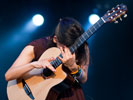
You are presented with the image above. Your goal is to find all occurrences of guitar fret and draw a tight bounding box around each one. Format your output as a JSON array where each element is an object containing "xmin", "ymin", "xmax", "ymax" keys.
[
  {"xmin": 97, "ymin": 20, "xmax": 102, "ymax": 27},
  {"xmin": 79, "ymin": 37, "xmax": 83, "ymax": 44},
  {"xmin": 93, "ymin": 25, "xmax": 97, "ymax": 30},
  {"xmin": 51, "ymin": 61, "xmax": 56, "ymax": 68},
  {"xmin": 88, "ymin": 29, "xmax": 93, "ymax": 34},
  {"xmin": 97, "ymin": 21, "xmax": 100, "ymax": 26},
  {"xmin": 86, "ymin": 33, "xmax": 90, "ymax": 37},
  {"xmin": 79, "ymin": 38, "xmax": 82, "ymax": 43},
  {"xmin": 57, "ymin": 58, "xmax": 61, "ymax": 64},
  {"xmin": 101, "ymin": 17, "xmax": 106, "ymax": 23},
  {"xmin": 92, "ymin": 27, "xmax": 96, "ymax": 32},
  {"xmin": 51, "ymin": 61, "xmax": 55, "ymax": 66},
  {"xmin": 85, "ymin": 32, "xmax": 89, "ymax": 37},
  {"xmin": 99, "ymin": 19, "xmax": 104, "ymax": 25},
  {"xmin": 50, "ymin": 61, "xmax": 53, "ymax": 65},
  {"xmin": 55, "ymin": 59, "xmax": 59, "ymax": 66},
  {"xmin": 77, "ymin": 43, "xmax": 80, "ymax": 47},
  {"xmin": 54, "ymin": 60, "xmax": 58, "ymax": 67},
  {"xmin": 95, "ymin": 23, "xmax": 99, "ymax": 29},
  {"xmin": 70, "ymin": 45, "xmax": 75, "ymax": 53},
  {"xmin": 82, "ymin": 34, "xmax": 86, "ymax": 40},
  {"xmin": 73, "ymin": 45, "xmax": 76, "ymax": 50},
  {"xmin": 52, "ymin": 61, "xmax": 56, "ymax": 67},
  {"xmin": 52, "ymin": 59, "xmax": 61, "ymax": 69}
]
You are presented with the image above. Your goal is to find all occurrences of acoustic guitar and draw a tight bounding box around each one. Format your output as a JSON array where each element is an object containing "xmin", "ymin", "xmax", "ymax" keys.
[{"xmin": 7, "ymin": 4, "xmax": 127, "ymax": 100}]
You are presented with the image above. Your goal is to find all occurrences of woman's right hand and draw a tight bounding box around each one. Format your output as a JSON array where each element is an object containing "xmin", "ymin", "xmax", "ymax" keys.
[{"xmin": 31, "ymin": 57, "xmax": 56, "ymax": 72}]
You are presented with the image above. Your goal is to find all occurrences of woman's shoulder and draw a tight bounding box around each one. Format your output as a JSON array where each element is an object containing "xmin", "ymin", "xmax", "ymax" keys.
[
  {"xmin": 27, "ymin": 36, "xmax": 53, "ymax": 60},
  {"xmin": 28, "ymin": 36, "xmax": 52, "ymax": 47}
]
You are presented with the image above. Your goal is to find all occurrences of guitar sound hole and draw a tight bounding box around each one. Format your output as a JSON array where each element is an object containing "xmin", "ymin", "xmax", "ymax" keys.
[{"xmin": 43, "ymin": 68, "xmax": 54, "ymax": 77}]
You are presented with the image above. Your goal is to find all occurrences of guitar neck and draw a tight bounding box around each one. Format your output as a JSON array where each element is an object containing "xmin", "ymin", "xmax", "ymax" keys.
[
  {"xmin": 44, "ymin": 3, "xmax": 128, "ymax": 74},
  {"xmin": 50, "ymin": 18, "xmax": 104, "ymax": 69},
  {"xmin": 70, "ymin": 18, "xmax": 104, "ymax": 53}
]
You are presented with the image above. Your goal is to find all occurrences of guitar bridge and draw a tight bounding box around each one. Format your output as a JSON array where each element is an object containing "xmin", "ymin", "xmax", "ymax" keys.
[{"xmin": 22, "ymin": 79, "xmax": 35, "ymax": 100}]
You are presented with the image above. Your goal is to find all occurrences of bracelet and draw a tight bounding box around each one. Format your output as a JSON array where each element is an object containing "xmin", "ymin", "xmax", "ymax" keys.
[
  {"xmin": 71, "ymin": 65, "xmax": 83, "ymax": 83},
  {"xmin": 76, "ymin": 69, "xmax": 83, "ymax": 79},
  {"xmin": 71, "ymin": 65, "xmax": 81, "ymax": 75}
]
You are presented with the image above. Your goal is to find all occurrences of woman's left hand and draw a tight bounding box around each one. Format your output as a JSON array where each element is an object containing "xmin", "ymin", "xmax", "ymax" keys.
[{"xmin": 58, "ymin": 46, "xmax": 78, "ymax": 71}]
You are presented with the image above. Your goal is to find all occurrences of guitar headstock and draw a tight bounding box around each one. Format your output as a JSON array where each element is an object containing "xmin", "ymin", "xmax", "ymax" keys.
[{"xmin": 102, "ymin": 4, "xmax": 128, "ymax": 23}]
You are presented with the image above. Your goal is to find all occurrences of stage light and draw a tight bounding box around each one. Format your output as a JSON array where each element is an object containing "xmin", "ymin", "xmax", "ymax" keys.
[
  {"xmin": 32, "ymin": 14, "xmax": 44, "ymax": 26},
  {"xmin": 88, "ymin": 14, "xmax": 100, "ymax": 25}
]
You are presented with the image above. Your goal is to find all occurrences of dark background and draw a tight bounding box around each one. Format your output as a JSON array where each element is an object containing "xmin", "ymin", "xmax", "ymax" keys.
[{"xmin": 0, "ymin": 0, "xmax": 132, "ymax": 100}]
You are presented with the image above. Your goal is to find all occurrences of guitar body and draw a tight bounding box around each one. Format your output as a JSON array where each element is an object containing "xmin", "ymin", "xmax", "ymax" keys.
[{"xmin": 7, "ymin": 47, "xmax": 67, "ymax": 100}]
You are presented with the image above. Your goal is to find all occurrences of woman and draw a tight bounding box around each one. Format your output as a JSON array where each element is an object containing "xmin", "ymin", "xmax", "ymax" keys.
[{"xmin": 5, "ymin": 17, "xmax": 89, "ymax": 100}]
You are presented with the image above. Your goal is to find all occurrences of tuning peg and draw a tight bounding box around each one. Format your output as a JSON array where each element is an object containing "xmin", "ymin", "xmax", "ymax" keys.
[
  {"xmin": 108, "ymin": 13, "xmax": 111, "ymax": 15},
  {"xmin": 114, "ymin": 20, "xmax": 118, "ymax": 24},
  {"xmin": 124, "ymin": 14, "xmax": 127, "ymax": 18},
  {"xmin": 120, "ymin": 17, "xmax": 122, "ymax": 21},
  {"xmin": 117, "ymin": 7, "xmax": 120, "ymax": 9},
  {"xmin": 107, "ymin": 10, "xmax": 109, "ymax": 12},
  {"xmin": 117, "ymin": 5, "xmax": 120, "ymax": 9},
  {"xmin": 112, "ymin": 7, "xmax": 114, "ymax": 9}
]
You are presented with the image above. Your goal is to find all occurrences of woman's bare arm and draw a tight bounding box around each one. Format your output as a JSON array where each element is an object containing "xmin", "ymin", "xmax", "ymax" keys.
[
  {"xmin": 5, "ymin": 45, "xmax": 35, "ymax": 81},
  {"xmin": 77, "ymin": 44, "xmax": 90, "ymax": 83},
  {"xmin": 5, "ymin": 45, "xmax": 56, "ymax": 81}
]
